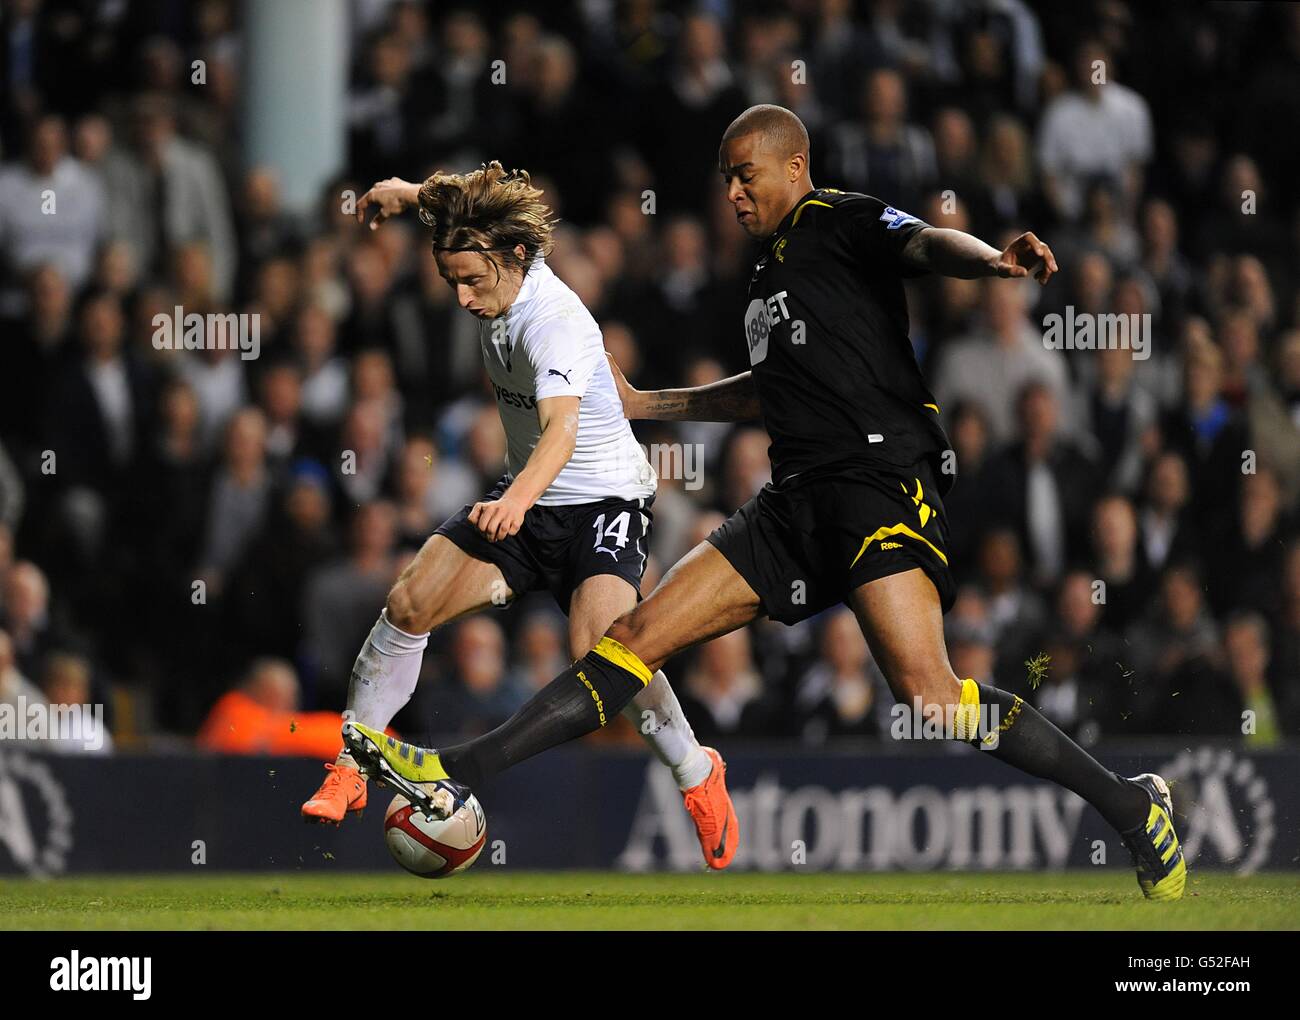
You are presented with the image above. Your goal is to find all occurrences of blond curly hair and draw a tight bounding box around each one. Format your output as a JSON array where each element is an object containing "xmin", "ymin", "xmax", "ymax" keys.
[{"xmin": 417, "ymin": 161, "xmax": 556, "ymax": 278}]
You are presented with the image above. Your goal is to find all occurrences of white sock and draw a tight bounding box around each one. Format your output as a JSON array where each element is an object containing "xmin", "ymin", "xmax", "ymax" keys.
[
  {"xmin": 336, "ymin": 609, "xmax": 429, "ymax": 767},
  {"xmin": 623, "ymin": 670, "xmax": 713, "ymax": 790}
]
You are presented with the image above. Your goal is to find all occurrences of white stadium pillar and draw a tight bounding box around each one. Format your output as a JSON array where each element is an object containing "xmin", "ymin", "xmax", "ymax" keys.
[{"xmin": 242, "ymin": 0, "xmax": 348, "ymax": 215}]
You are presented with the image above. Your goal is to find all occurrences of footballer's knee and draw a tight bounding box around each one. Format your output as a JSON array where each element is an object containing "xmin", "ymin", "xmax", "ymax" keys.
[
  {"xmin": 384, "ymin": 577, "xmax": 439, "ymax": 635},
  {"xmin": 605, "ymin": 609, "xmax": 662, "ymax": 673},
  {"xmin": 568, "ymin": 609, "xmax": 613, "ymax": 661}
]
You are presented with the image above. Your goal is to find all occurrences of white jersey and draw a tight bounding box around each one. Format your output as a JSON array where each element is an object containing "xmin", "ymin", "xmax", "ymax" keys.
[{"xmin": 478, "ymin": 257, "xmax": 656, "ymax": 506}]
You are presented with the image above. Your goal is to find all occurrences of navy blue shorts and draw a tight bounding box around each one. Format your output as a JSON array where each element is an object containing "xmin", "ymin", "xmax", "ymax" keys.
[{"xmin": 436, "ymin": 475, "xmax": 654, "ymax": 613}]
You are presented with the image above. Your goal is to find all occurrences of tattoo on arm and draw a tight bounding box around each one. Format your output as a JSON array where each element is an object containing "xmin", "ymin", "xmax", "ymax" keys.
[{"xmin": 642, "ymin": 372, "xmax": 759, "ymax": 422}]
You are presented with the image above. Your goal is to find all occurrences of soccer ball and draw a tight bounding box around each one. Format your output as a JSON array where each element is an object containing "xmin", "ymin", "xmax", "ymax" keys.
[{"xmin": 383, "ymin": 786, "xmax": 487, "ymax": 879}]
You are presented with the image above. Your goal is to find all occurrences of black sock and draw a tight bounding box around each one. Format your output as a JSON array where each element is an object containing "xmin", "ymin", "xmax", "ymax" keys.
[
  {"xmin": 973, "ymin": 683, "xmax": 1148, "ymax": 833},
  {"xmin": 438, "ymin": 639, "xmax": 650, "ymax": 788}
]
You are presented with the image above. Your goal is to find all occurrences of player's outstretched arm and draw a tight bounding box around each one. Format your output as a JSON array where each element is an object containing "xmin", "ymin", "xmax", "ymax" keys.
[
  {"xmin": 355, "ymin": 176, "xmax": 422, "ymax": 230},
  {"xmin": 606, "ymin": 353, "xmax": 759, "ymax": 422},
  {"xmin": 902, "ymin": 227, "xmax": 1058, "ymax": 284}
]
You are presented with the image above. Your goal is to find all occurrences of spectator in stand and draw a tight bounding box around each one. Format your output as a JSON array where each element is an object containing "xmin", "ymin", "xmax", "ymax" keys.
[
  {"xmin": 1136, "ymin": 451, "xmax": 1199, "ymax": 575},
  {"xmin": 1090, "ymin": 493, "xmax": 1155, "ymax": 636},
  {"xmin": 793, "ymin": 607, "xmax": 888, "ymax": 744},
  {"xmin": 1243, "ymin": 329, "xmax": 1300, "ymax": 507},
  {"xmin": 1078, "ymin": 344, "xmax": 1159, "ymax": 496},
  {"xmin": 974, "ymin": 114, "xmax": 1042, "ymax": 241},
  {"xmin": 45, "ymin": 288, "xmax": 153, "ymax": 508},
  {"xmin": 1158, "ymin": 340, "xmax": 1247, "ymax": 529},
  {"xmin": 1218, "ymin": 309, "xmax": 1265, "ymax": 410},
  {"xmin": 258, "ymin": 360, "xmax": 315, "ymax": 475},
  {"xmin": 1139, "ymin": 197, "xmax": 1193, "ymax": 329},
  {"xmin": 720, "ymin": 427, "xmax": 773, "ymax": 516},
  {"xmin": 177, "ymin": 336, "xmax": 249, "ymax": 453},
  {"xmin": 198, "ymin": 657, "xmax": 347, "ymax": 758},
  {"xmin": 300, "ymin": 500, "xmax": 399, "ymax": 706},
  {"xmin": 0, "ymin": 264, "xmax": 74, "ymax": 461},
  {"xmin": 1195, "ymin": 154, "xmax": 1291, "ymax": 270},
  {"xmin": 942, "ymin": 401, "xmax": 998, "ymax": 575},
  {"xmin": 421, "ymin": 617, "xmax": 524, "ymax": 741},
  {"xmin": 101, "ymin": 93, "xmax": 236, "ymax": 300},
  {"xmin": 234, "ymin": 166, "xmax": 298, "ymax": 294},
  {"xmin": 196, "ymin": 407, "xmax": 271, "ymax": 598},
  {"xmin": 1035, "ymin": 570, "xmax": 1134, "ymax": 737},
  {"xmin": 1, "ymin": 561, "xmax": 58, "ymax": 681},
  {"xmin": 505, "ymin": 610, "xmax": 569, "ymax": 696},
  {"xmin": 824, "ymin": 67, "xmax": 936, "ymax": 214},
  {"xmin": 1037, "ymin": 37, "xmax": 1152, "ymax": 223},
  {"xmin": 1207, "ymin": 468, "xmax": 1289, "ymax": 618},
  {"xmin": 986, "ymin": 381, "xmax": 1101, "ymax": 587},
  {"xmin": 225, "ymin": 459, "xmax": 339, "ymax": 663},
  {"xmin": 1127, "ymin": 563, "xmax": 1224, "ymax": 732},
  {"xmin": 294, "ymin": 303, "xmax": 350, "ymax": 430},
  {"xmin": 0, "ymin": 628, "xmax": 42, "ymax": 710},
  {"xmin": 678, "ymin": 629, "xmax": 770, "ymax": 742},
  {"xmin": 0, "ymin": 114, "xmax": 104, "ymax": 297},
  {"xmin": 1223, "ymin": 612, "xmax": 1282, "ymax": 746},
  {"xmin": 933, "ymin": 277, "xmax": 1069, "ymax": 445},
  {"xmin": 334, "ymin": 400, "xmax": 393, "ymax": 506},
  {"xmin": 971, "ymin": 528, "xmax": 1048, "ymax": 678},
  {"xmin": 39, "ymin": 651, "xmax": 112, "ymax": 754},
  {"xmin": 638, "ymin": 12, "xmax": 746, "ymax": 220},
  {"xmin": 1030, "ymin": 630, "xmax": 1096, "ymax": 744}
]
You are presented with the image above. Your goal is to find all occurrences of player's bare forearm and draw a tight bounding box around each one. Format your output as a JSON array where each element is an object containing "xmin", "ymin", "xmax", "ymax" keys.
[
  {"xmin": 902, "ymin": 227, "xmax": 1001, "ymax": 278},
  {"xmin": 606, "ymin": 352, "xmax": 758, "ymax": 421},
  {"xmin": 632, "ymin": 373, "xmax": 759, "ymax": 422},
  {"xmin": 902, "ymin": 227, "xmax": 1058, "ymax": 284}
]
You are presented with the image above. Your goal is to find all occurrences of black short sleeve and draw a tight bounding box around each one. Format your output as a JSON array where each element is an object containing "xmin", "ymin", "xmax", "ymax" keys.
[{"xmin": 838, "ymin": 195, "xmax": 931, "ymax": 278}]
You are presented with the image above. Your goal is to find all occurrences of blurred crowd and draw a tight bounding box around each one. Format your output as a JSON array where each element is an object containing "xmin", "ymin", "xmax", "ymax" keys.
[{"xmin": 1, "ymin": 0, "xmax": 1298, "ymax": 755}]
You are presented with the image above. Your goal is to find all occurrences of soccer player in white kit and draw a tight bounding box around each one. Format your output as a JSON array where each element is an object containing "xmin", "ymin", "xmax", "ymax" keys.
[{"xmin": 301, "ymin": 162, "xmax": 738, "ymax": 869}]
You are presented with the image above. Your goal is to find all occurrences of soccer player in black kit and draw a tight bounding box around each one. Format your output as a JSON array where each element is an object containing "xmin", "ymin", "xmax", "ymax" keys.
[{"xmin": 345, "ymin": 105, "xmax": 1186, "ymax": 899}]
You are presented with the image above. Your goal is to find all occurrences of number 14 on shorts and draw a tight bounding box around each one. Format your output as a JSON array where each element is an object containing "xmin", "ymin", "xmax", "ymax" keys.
[{"xmin": 593, "ymin": 511, "xmax": 631, "ymax": 558}]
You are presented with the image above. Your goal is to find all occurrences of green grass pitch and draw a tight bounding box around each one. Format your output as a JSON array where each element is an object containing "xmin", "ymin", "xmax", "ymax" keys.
[{"xmin": 1, "ymin": 871, "xmax": 1297, "ymax": 930}]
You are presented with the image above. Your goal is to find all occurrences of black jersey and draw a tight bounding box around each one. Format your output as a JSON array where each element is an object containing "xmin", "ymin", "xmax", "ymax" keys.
[{"xmin": 742, "ymin": 188, "xmax": 952, "ymax": 493}]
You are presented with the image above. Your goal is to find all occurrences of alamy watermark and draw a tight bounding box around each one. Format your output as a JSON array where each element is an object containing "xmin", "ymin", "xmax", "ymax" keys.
[
  {"xmin": 152, "ymin": 306, "xmax": 261, "ymax": 361},
  {"xmin": 50, "ymin": 952, "xmax": 151, "ymax": 999},
  {"xmin": 890, "ymin": 696, "xmax": 1003, "ymax": 750},
  {"xmin": 0, "ymin": 696, "xmax": 107, "ymax": 752},
  {"xmin": 601, "ymin": 441, "xmax": 705, "ymax": 491},
  {"xmin": 1042, "ymin": 306, "xmax": 1150, "ymax": 360}
]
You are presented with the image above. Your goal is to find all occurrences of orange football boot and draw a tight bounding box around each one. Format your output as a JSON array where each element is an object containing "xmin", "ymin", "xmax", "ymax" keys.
[
  {"xmin": 682, "ymin": 747, "xmax": 738, "ymax": 869},
  {"xmin": 301, "ymin": 762, "xmax": 368, "ymax": 824}
]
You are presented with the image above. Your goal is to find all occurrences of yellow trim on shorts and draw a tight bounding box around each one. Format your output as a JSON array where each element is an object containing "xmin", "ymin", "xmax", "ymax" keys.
[{"xmin": 849, "ymin": 523, "xmax": 949, "ymax": 570}]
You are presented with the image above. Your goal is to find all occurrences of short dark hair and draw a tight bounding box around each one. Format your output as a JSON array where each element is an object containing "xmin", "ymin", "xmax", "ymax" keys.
[{"xmin": 720, "ymin": 104, "xmax": 809, "ymax": 161}]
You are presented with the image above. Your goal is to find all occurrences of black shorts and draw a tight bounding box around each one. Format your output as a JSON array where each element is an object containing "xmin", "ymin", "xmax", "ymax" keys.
[
  {"xmin": 436, "ymin": 475, "xmax": 653, "ymax": 613},
  {"xmin": 706, "ymin": 457, "xmax": 955, "ymax": 625}
]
